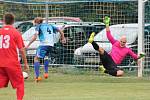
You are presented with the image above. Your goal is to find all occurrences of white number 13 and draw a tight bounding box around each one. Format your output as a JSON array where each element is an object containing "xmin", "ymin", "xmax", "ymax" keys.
[{"xmin": 0, "ymin": 35, "xmax": 10, "ymax": 48}]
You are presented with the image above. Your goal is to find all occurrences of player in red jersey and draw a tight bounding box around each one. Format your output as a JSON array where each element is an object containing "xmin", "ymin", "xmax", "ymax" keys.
[{"xmin": 0, "ymin": 13, "xmax": 29, "ymax": 100}]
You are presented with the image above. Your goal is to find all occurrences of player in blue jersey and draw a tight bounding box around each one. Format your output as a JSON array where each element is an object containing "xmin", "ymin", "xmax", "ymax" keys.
[{"xmin": 26, "ymin": 17, "xmax": 66, "ymax": 82}]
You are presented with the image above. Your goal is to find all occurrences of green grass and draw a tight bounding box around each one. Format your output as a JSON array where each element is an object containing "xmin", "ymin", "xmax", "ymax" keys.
[{"xmin": 1, "ymin": 67, "xmax": 150, "ymax": 100}]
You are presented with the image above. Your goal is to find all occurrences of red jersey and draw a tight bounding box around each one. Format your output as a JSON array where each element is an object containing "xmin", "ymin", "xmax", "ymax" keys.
[{"xmin": 0, "ymin": 25, "xmax": 25, "ymax": 67}]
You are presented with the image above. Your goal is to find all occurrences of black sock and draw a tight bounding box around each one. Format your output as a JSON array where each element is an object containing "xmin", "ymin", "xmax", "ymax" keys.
[{"xmin": 92, "ymin": 41, "xmax": 99, "ymax": 51}]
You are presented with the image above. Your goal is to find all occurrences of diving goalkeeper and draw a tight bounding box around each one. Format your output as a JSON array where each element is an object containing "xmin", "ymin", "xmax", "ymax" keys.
[{"xmin": 88, "ymin": 16, "xmax": 145, "ymax": 76}]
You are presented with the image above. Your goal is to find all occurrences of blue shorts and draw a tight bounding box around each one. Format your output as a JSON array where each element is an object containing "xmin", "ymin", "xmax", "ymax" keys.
[{"xmin": 36, "ymin": 46, "xmax": 53, "ymax": 58}]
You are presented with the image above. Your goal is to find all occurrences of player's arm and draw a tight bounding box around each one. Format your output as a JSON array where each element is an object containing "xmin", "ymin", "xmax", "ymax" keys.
[
  {"xmin": 104, "ymin": 16, "xmax": 116, "ymax": 44},
  {"xmin": 26, "ymin": 33, "xmax": 38, "ymax": 48},
  {"xmin": 128, "ymin": 49, "xmax": 145, "ymax": 65},
  {"xmin": 16, "ymin": 32, "xmax": 29, "ymax": 72},
  {"xmin": 104, "ymin": 16, "xmax": 111, "ymax": 32},
  {"xmin": 51, "ymin": 25, "xmax": 66, "ymax": 44},
  {"xmin": 57, "ymin": 28, "xmax": 66, "ymax": 44},
  {"xmin": 128, "ymin": 48, "xmax": 138, "ymax": 60},
  {"xmin": 137, "ymin": 52, "xmax": 145, "ymax": 59},
  {"xmin": 128, "ymin": 48, "xmax": 145, "ymax": 60},
  {"xmin": 19, "ymin": 47, "xmax": 29, "ymax": 72},
  {"xmin": 26, "ymin": 25, "xmax": 40, "ymax": 48}
]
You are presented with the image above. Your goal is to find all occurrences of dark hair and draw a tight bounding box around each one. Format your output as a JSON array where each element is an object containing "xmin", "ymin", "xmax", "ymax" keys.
[{"xmin": 4, "ymin": 13, "xmax": 15, "ymax": 25}]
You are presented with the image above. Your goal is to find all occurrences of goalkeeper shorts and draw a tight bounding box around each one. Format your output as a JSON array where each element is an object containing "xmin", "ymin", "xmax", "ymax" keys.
[{"xmin": 100, "ymin": 51, "xmax": 121, "ymax": 76}]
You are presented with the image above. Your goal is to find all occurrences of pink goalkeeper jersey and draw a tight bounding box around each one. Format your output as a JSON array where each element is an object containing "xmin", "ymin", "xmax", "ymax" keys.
[{"xmin": 106, "ymin": 31, "xmax": 138, "ymax": 65}]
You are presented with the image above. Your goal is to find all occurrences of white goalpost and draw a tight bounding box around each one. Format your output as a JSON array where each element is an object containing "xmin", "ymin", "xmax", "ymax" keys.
[
  {"xmin": 2, "ymin": 0, "xmax": 150, "ymax": 77},
  {"xmin": 138, "ymin": 0, "xmax": 146, "ymax": 77}
]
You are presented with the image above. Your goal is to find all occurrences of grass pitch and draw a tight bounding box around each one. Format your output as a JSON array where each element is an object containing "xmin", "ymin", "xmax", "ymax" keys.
[{"xmin": 1, "ymin": 67, "xmax": 150, "ymax": 100}]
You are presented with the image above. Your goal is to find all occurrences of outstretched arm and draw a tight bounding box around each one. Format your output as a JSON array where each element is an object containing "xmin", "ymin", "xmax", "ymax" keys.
[
  {"xmin": 57, "ymin": 29, "xmax": 66, "ymax": 44},
  {"xmin": 128, "ymin": 48, "xmax": 138, "ymax": 60},
  {"xmin": 128, "ymin": 49, "xmax": 145, "ymax": 66},
  {"xmin": 106, "ymin": 24, "xmax": 110, "ymax": 32},
  {"xmin": 128, "ymin": 48, "xmax": 146, "ymax": 60},
  {"xmin": 104, "ymin": 16, "xmax": 117, "ymax": 44},
  {"xmin": 26, "ymin": 33, "xmax": 37, "ymax": 48}
]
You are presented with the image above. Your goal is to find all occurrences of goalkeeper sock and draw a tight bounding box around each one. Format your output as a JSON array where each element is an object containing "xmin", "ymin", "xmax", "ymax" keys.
[
  {"xmin": 92, "ymin": 41, "xmax": 99, "ymax": 51},
  {"xmin": 44, "ymin": 59, "xmax": 49, "ymax": 73},
  {"xmin": 34, "ymin": 62, "xmax": 40, "ymax": 78}
]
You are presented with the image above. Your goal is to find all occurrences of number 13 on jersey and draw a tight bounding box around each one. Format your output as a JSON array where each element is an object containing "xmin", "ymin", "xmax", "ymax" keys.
[{"xmin": 0, "ymin": 35, "xmax": 10, "ymax": 49}]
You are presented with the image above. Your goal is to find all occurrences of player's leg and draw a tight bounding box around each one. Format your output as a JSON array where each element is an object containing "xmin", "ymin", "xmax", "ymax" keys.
[
  {"xmin": 100, "ymin": 51, "xmax": 124, "ymax": 76},
  {"xmin": 99, "ymin": 65, "xmax": 106, "ymax": 73},
  {"xmin": 116, "ymin": 70, "xmax": 124, "ymax": 76},
  {"xmin": 35, "ymin": 46, "xmax": 50, "ymax": 80},
  {"xmin": 43, "ymin": 46, "xmax": 54, "ymax": 79},
  {"xmin": 16, "ymin": 85, "xmax": 24, "ymax": 100},
  {"xmin": 88, "ymin": 32, "xmax": 95, "ymax": 43},
  {"xmin": 6, "ymin": 66, "xmax": 24, "ymax": 100},
  {"xmin": 105, "ymin": 68, "xmax": 124, "ymax": 76},
  {"xmin": 44, "ymin": 56, "xmax": 49, "ymax": 79},
  {"xmin": 34, "ymin": 46, "xmax": 43, "ymax": 82},
  {"xmin": 34, "ymin": 56, "xmax": 42, "ymax": 82},
  {"xmin": 86, "ymin": 41, "xmax": 123, "ymax": 76},
  {"xmin": 88, "ymin": 33, "xmax": 123, "ymax": 76},
  {"xmin": 88, "ymin": 33, "xmax": 105, "ymax": 55},
  {"xmin": 0, "ymin": 68, "xmax": 9, "ymax": 88},
  {"xmin": 88, "ymin": 33, "xmax": 106, "ymax": 72}
]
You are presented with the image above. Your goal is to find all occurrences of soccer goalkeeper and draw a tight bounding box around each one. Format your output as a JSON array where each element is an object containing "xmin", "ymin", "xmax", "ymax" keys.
[{"xmin": 88, "ymin": 16, "xmax": 145, "ymax": 76}]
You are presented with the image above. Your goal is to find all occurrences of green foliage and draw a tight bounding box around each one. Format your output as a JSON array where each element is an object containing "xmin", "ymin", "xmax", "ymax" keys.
[{"xmin": 3, "ymin": 3, "xmax": 33, "ymax": 21}]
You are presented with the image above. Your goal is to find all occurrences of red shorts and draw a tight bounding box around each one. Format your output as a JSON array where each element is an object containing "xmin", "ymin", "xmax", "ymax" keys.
[{"xmin": 0, "ymin": 66, "xmax": 24, "ymax": 89}]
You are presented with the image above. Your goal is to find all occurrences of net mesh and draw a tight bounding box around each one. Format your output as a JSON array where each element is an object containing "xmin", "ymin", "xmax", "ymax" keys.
[{"xmin": 0, "ymin": 0, "xmax": 150, "ymax": 77}]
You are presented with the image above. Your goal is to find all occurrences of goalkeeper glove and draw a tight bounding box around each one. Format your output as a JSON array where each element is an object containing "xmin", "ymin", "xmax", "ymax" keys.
[
  {"xmin": 131, "ymin": 52, "xmax": 145, "ymax": 65},
  {"xmin": 103, "ymin": 16, "xmax": 110, "ymax": 27},
  {"xmin": 138, "ymin": 52, "xmax": 145, "ymax": 59}
]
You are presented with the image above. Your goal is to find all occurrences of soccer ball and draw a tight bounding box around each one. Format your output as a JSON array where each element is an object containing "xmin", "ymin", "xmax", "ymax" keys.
[{"xmin": 22, "ymin": 72, "xmax": 29, "ymax": 79}]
